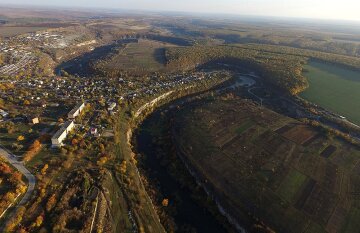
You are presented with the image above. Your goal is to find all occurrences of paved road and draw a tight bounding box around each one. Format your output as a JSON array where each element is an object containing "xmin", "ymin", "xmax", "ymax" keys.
[{"xmin": 0, "ymin": 146, "xmax": 36, "ymax": 206}]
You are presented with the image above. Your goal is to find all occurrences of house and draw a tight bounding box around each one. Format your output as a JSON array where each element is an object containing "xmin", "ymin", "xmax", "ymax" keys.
[
  {"xmin": 68, "ymin": 102, "xmax": 85, "ymax": 119},
  {"xmin": 107, "ymin": 102, "xmax": 117, "ymax": 111},
  {"xmin": 90, "ymin": 127, "xmax": 97, "ymax": 135},
  {"xmin": 51, "ymin": 121, "xmax": 74, "ymax": 147},
  {"xmin": 50, "ymin": 103, "xmax": 59, "ymax": 107},
  {"xmin": 0, "ymin": 109, "xmax": 9, "ymax": 118},
  {"xmin": 28, "ymin": 116, "xmax": 39, "ymax": 124}
]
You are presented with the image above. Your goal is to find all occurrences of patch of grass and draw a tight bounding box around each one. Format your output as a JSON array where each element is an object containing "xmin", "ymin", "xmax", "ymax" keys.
[
  {"xmin": 341, "ymin": 207, "xmax": 360, "ymax": 233},
  {"xmin": 235, "ymin": 119, "xmax": 254, "ymax": 134},
  {"xmin": 0, "ymin": 123, "xmax": 35, "ymax": 156},
  {"xmin": 277, "ymin": 169, "xmax": 307, "ymax": 203},
  {"xmin": 304, "ymin": 222, "xmax": 327, "ymax": 233}
]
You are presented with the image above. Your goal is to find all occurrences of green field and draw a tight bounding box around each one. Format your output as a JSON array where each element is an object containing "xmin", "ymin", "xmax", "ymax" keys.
[
  {"xmin": 277, "ymin": 169, "xmax": 307, "ymax": 203},
  {"xmin": 300, "ymin": 61, "xmax": 360, "ymax": 125}
]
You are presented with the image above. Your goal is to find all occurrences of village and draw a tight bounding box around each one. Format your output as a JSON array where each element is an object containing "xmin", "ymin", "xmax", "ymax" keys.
[
  {"xmin": 0, "ymin": 28, "xmax": 100, "ymax": 77},
  {"xmin": 0, "ymin": 64, "xmax": 219, "ymax": 160}
]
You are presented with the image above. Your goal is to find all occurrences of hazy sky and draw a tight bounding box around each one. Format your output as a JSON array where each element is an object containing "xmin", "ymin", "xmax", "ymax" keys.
[{"xmin": 1, "ymin": 0, "xmax": 360, "ymax": 21}]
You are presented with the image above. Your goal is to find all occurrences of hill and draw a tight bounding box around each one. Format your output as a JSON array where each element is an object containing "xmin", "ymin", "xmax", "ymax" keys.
[{"xmin": 172, "ymin": 97, "xmax": 360, "ymax": 233}]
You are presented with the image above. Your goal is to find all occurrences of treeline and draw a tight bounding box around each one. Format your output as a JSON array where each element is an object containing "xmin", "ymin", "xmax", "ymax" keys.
[
  {"xmin": 145, "ymin": 34, "xmax": 193, "ymax": 46},
  {"xmin": 0, "ymin": 159, "xmax": 26, "ymax": 218},
  {"xmin": 207, "ymin": 31, "xmax": 360, "ymax": 57},
  {"xmin": 166, "ymin": 45, "xmax": 308, "ymax": 95},
  {"xmin": 234, "ymin": 43, "xmax": 360, "ymax": 71}
]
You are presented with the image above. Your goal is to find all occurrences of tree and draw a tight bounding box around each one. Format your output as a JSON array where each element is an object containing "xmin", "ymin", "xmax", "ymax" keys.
[
  {"xmin": 11, "ymin": 171, "xmax": 23, "ymax": 183},
  {"xmin": 4, "ymin": 206, "xmax": 26, "ymax": 231},
  {"xmin": 161, "ymin": 198, "xmax": 169, "ymax": 207},
  {"xmin": 0, "ymin": 162, "xmax": 12, "ymax": 174},
  {"xmin": 23, "ymin": 100, "xmax": 30, "ymax": 105},
  {"xmin": 17, "ymin": 135, "xmax": 25, "ymax": 141},
  {"xmin": 4, "ymin": 192, "xmax": 15, "ymax": 202},
  {"xmin": 17, "ymin": 184, "xmax": 27, "ymax": 194},
  {"xmin": 34, "ymin": 215, "xmax": 43, "ymax": 227},
  {"xmin": 46, "ymin": 194, "xmax": 57, "ymax": 212},
  {"xmin": 118, "ymin": 160, "xmax": 127, "ymax": 174},
  {"xmin": 99, "ymin": 143, "xmax": 105, "ymax": 152},
  {"xmin": 17, "ymin": 227, "xmax": 28, "ymax": 233},
  {"xmin": 71, "ymin": 138, "xmax": 78, "ymax": 146},
  {"xmin": 4, "ymin": 121, "xmax": 16, "ymax": 134},
  {"xmin": 41, "ymin": 164, "xmax": 48, "ymax": 175},
  {"xmin": 23, "ymin": 140, "xmax": 42, "ymax": 163}
]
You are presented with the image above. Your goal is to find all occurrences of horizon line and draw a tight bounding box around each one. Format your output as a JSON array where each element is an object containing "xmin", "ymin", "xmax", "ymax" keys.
[{"xmin": 1, "ymin": 3, "xmax": 360, "ymax": 24}]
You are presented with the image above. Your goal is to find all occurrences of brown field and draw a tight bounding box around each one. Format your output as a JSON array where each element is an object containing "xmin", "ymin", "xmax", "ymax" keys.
[
  {"xmin": 173, "ymin": 97, "xmax": 360, "ymax": 233},
  {"xmin": 321, "ymin": 145, "xmax": 337, "ymax": 158},
  {"xmin": 0, "ymin": 26, "xmax": 49, "ymax": 37},
  {"xmin": 96, "ymin": 39, "xmax": 175, "ymax": 74},
  {"xmin": 281, "ymin": 124, "xmax": 318, "ymax": 145}
]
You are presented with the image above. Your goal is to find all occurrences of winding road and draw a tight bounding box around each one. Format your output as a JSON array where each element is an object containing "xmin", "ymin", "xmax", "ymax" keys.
[{"xmin": 0, "ymin": 146, "xmax": 35, "ymax": 212}]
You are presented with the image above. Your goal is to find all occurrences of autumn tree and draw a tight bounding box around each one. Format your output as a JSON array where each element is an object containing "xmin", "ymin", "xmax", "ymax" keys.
[
  {"xmin": 23, "ymin": 139, "xmax": 42, "ymax": 163},
  {"xmin": 162, "ymin": 198, "xmax": 169, "ymax": 207},
  {"xmin": 33, "ymin": 214, "xmax": 44, "ymax": 228},
  {"xmin": 0, "ymin": 162, "xmax": 12, "ymax": 174},
  {"xmin": 41, "ymin": 164, "xmax": 48, "ymax": 175},
  {"xmin": 118, "ymin": 160, "xmax": 127, "ymax": 174},
  {"xmin": 4, "ymin": 206, "xmax": 26, "ymax": 232},
  {"xmin": 46, "ymin": 194, "xmax": 57, "ymax": 212},
  {"xmin": 3, "ymin": 121, "xmax": 16, "ymax": 134},
  {"xmin": 10, "ymin": 171, "xmax": 23, "ymax": 184}
]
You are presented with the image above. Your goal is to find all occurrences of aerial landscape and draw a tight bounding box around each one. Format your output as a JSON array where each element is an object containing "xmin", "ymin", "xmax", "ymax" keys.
[{"xmin": 0, "ymin": 0, "xmax": 359, "ymax": 232}]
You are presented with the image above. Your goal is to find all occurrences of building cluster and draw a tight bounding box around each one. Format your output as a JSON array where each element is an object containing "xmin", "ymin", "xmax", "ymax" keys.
[
  {"xmin": 51, "ymin": 121, "xmax": 75, "ymax": 147},
  {"xmin": 2, "ymin": 71, "xmax": 214, "ymax": 110},
  {"xmin": 0, "ymin": 44, "xmax": 35, "ymax": 76},
  {"xmin": 68, "ymin": 102, "xmax": 85, "ymax": 119},
  {"xmin": 0, "ymin": 109, "xmax": 9, "ymax": 120},
  {"xmin": 51, "ymin": 102, "xmax": 85, "ymax": 147},
  {"xmin": 0, "ymin": 29, "xmax": 93, "ymax": 76}
]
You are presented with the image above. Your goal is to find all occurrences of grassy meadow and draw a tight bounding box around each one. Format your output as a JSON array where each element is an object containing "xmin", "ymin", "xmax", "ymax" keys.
[
  {"xmin": 300, "ymin": 61, "xmax": 360, "ymax": 125},
  {"xmin": 100, "ymin": 39, "xmax": 174, "ymax": 73}
]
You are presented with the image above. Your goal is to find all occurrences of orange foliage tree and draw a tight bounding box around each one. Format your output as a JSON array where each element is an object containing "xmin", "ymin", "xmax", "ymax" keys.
[{"xmin": 23, "ymin": 140, "xmax": 42, "ymax": 163}]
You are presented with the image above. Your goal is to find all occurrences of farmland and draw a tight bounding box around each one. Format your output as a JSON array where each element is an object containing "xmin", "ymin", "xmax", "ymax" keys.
[
  {"xmin": 300, "ymin": 60, "xmax": 360, "ymax": 125},
  {"xmin": 1, "ymin": 5, "xmax": 360, "ymax": 232},
  {"xmin": 169, "ymin": 97, "xmax": 360, "ymax": 233},
  {"xmin": 0, "ymin": 26, "xmax": 49, "ymax": 37},
  {"xmin": 94, "ymin": 39, "xmax": 174, "ymax": 75}
]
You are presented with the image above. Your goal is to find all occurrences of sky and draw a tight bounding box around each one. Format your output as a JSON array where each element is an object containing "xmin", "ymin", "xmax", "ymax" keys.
[{"xmin": 1, "ymin": 0, "xmax": 360, "ymax": 21}]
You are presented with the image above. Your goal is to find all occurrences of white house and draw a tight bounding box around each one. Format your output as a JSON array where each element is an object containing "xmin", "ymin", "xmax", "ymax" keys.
[
  {"xmin": 0, "ymin": 109, "xmax": 9, "ymax": 118},
  {"xmin": 51, "ymin": 121, "xmax": 74, "ymax": 147},
  {"xmin": 107, "ymin": 102, "xmax": 117, "ymax": 111},
  {"xmin": 90, "ymin": 127, "xmax": 97, "ymax": 135},
  {"xmin": 68, "ymin": 102, "xmax": 85, "ymax": 119}
]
